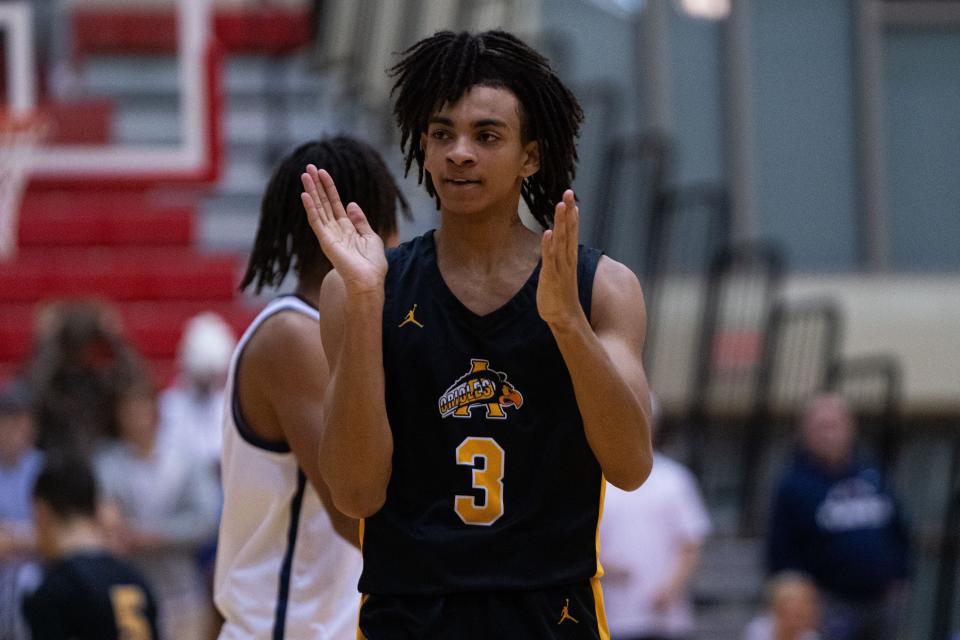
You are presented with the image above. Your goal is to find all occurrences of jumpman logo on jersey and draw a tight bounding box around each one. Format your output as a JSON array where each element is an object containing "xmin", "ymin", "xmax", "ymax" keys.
[
  {"xmin": 398, "ymin": 304, "xmax": 424, "ymax": 328},
  {"xmin": 557, "ymin": 598, "xmax": 579, "ymax": 625}
]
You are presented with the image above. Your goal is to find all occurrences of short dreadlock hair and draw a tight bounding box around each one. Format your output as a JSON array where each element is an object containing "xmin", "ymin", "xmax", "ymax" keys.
[
  {"xmin": 390, "ymin": 30, "xmax": 584, "ymax": 229},
  {"xmin": 33, "ymin": 455, "xmax": 98, "ymax": 520},
  {"xmin": 240, "ymin": 136, "xmax": 411, "ymax": 294}
]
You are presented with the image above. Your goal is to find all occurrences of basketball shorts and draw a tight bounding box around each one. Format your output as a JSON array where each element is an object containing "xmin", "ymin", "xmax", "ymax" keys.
[{"xmin": 357, "ymin": 579, "xmax": 608, "ymax": 639}]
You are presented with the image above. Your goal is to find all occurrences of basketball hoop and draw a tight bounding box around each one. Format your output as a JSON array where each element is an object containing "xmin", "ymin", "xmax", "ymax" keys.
[{"xmin": 0, "ymin": 111, "xmax": 48, "ymax": 261}]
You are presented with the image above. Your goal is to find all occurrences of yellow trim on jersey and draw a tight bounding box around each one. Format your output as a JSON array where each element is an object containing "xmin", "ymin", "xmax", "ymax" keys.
[
  {"xmin": 591, "ymin": 576, "xmax": 611, "ymax": 640},
  {"xmin": 594, "ymin": 474, "xmax": 606, "ymax": 579},
  {"xmin": 592, "ymin": 474, "xmax": 610, "ymax": 639},
  {"xmin": 356, "ymin": 521, "xmax": 366, "ymax": 639}
]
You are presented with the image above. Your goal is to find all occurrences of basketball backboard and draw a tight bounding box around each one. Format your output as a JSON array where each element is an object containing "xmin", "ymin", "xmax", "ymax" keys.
[{"xmin": 0, "ymin": 0, "xmax": 218, "ymax": 187}]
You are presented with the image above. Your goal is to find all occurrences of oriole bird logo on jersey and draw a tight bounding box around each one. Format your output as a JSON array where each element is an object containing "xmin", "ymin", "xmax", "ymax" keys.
[{"xmin": 438, "ymin": 359, "xmax": 523, "ymax": 419}]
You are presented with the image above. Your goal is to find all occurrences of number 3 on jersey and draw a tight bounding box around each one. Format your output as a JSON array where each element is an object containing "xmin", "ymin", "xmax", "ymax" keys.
[{"xmin": 454, "ymin": 437, "xmax": 505, "ymax": 526}]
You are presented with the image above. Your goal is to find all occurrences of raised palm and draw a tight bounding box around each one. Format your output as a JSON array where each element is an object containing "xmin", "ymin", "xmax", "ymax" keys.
[
  {"xmin": 301, "ymin": 164, "xmax": 387, "ymax": 294},
  {"xmin": 537, "ymin": 189, "xmax": 583, "ymax": 328}
]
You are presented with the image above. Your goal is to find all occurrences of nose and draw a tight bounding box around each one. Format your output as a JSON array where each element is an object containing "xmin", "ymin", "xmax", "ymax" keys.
[{"xmin": 447, "ymin": 136, "xmax": 476, "ymax": 166}]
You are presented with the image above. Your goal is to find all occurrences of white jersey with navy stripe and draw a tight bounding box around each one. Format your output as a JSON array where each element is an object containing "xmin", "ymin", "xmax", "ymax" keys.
[{"xmin": 215, "ymin": 295, "xmax": 362, "ymax": 640}]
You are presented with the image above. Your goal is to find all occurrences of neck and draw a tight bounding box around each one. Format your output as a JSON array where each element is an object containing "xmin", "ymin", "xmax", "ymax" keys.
[
  {"xmin": 55, "ymin": 518, "xmax": 104, "ymax": 557},
  {"xmin": 295, "ymin": 266, "xmax": 331, "ymax": 307},
  {"xmin": 435, "ymin": 207, "xmax": 540, "ymax": 273}
]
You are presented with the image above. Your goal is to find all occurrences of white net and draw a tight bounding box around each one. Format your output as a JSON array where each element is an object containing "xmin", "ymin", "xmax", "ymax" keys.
[{"xmin": 0, "ymin": 114, "xmax": 47, "ymax": 261}]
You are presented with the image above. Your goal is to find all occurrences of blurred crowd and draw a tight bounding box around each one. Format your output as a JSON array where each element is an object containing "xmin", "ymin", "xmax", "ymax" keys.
[
  {"xmin": 597, "ymin": 391, "xmax": 912, "ymax": 640},
  {"xmin": 0, "ymin": 300, "xmax": 236, "ymax": 640},
  {"xmin": 0, "ymin": 298, "xmax": 914, "ymax": 640}
]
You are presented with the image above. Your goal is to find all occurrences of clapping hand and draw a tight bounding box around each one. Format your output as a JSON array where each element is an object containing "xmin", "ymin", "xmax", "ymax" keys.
[
  {"xmin": 536, "ymin": 189, "xmax": 584, "ymax": 329},
  {"xmin": 301, "ymin": 165, "xmax": 387, "ymax": 295}
]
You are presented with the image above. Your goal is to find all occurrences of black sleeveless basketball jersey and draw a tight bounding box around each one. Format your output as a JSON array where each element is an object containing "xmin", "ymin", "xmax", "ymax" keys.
[
  {"xmin": 22, "ymin": 551, "xmax": 159, "ymax": 640},
  {"xmin": 359, "ymin": 230, "xmax": 606, "ymax": 595}
]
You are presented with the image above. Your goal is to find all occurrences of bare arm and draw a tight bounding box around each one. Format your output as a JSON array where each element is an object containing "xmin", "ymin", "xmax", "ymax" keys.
[
  {"xmin": 302, "ymin": 166, "xmax": 393, "ymax": 518},
  {"xmin": 537, "ymin": 190, "xmax": 653, "ymax": 490},
  {"xmin": 239, "ymin": 312, "xmax": 360, "ymax": 547},
  {"xmin": 317, "ymin": 273, "xmax": 392, "ymax": 518},
  {"xmin": 653, "ymin": 542, "xmax": 703, "ymax": 610}
]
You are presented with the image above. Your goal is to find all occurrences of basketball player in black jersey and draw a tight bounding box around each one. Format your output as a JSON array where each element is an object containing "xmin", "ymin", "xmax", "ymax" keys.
[
  {"xmin": 23, "ymin": 457, "xmax": 160, "ymax": 640},
  {"xmin": 303, "ymin": 31, "xmax": 653, "ymax": 639}
]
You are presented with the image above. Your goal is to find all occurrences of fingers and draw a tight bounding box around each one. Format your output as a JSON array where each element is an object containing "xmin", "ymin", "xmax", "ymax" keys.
[
  {"xmin": 562, "ymin": 189, "xmax": 579, "ymax": 265},
  {"xmin": 301, "ymin": 191, "xmax": 322, "ymax": 235},
  {"xmin": 550, "ymin": 189, "xmax": 578, "ymax": 269},
  {"xmin": 552, "ymin": 199, "xmax": 566, "ymax": 273},
  {"xmin": 314, "ymin": 167, "xmax": 349, "ymax": 221},
  {"xmin": 345, "ymin": 202, "xmax": 375, "ymax": 237},
  {"xmin": 301, "ymin": 167, "xmax": 329, "ymax": 228},
  {"xmin": 540, "ymin": 229, "xmax": 555, "ymax": 276},
  {"xmin": 301, "ymin": 165, "xmax": 350, "ymax": 227}
]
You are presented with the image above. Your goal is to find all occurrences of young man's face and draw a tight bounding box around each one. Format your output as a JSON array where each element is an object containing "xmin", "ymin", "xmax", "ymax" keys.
[
  {"xmin": 117, "ymin": 392, "xmax": 159, "ymax": 451},
  {"xmin": 800, "ymin": 393, "xmax": 856, "ymax": 468},
  {"xmin": 421, "ymin": 85, "xmax": 540, "ymax": 217},
  {"xmin": 773, "ymin": 581, "xmax": 820, "ymax": 637}
]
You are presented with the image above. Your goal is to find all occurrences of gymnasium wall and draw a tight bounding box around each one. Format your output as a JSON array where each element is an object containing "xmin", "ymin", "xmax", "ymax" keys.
[
  {"xmin": 553, "ymin": 0, "xmax": 960, "ymax": 273},
  {"xmin": 543, "ymin": 0, "xmax": 960, "ymax": 418},
  {"xmin": 884, "ymin": 29, "xmax": 960, "ymax": 271}
]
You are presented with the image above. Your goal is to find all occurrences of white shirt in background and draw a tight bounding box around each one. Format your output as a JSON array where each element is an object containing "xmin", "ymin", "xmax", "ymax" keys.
[
  {"xmin": 158, "ymin": 381, "xmax": 225, "ymax": 472},
  {"xmin": 600, "ymin": 452, "xmax": 712, "ymax": 638},
  {"xmin": 744, "ymin": 614, "xmax": 821, "ymax": 640}
]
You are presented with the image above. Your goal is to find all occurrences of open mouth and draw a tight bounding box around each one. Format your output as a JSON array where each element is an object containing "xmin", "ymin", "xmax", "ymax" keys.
[{"xmin": 446, "ymin": 178, "xmax": 481, "ymax": 186}]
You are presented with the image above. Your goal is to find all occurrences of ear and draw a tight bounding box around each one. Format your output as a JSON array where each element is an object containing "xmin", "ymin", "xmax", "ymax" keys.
[
  {"xmin": 419, "ymin": 132, "xmax": 428, "ymax": 154},
  {"xmin": 520, "ymin": 140, "xmax": 540, "ymax": 178}
]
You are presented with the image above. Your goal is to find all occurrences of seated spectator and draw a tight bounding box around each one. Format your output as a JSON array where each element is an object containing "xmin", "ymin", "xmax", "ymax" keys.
[
  {"xmin": 744, "ymin": 571, "xmax": 821, "ymax": 640},
  {"xmin": 95, "ymin": 377, "xmax": 219, "ymax": 640},
  {"xmin": 766, "ymin": 393, "xmax": 910, "ymax": 640},
  {"xmin": 0, "ymin": 380, "xmax": 43, "ymax": 640},
  {"xmin": 22, "ymin": 455, "xmax": 160, "ymax": 640},
  {"xmin": 27, "ymin": 301, "xmax": 144, "ymax": 458},
  {"xmin": 157, "ymin": 312, "xmax": 236, "ymax": 638},
  {"xmin": 158, "ymin": 311, "xmax": 236, "ymax": 476},
  {"xmin": 600, "ymin": 395, "xmax": 711, "ymax": 640}
]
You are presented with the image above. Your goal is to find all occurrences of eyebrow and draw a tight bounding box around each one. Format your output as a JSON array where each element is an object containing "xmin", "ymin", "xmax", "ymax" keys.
[{"xmin": 427, "ymin": 116, "xmax": 509, "ymax": 129}]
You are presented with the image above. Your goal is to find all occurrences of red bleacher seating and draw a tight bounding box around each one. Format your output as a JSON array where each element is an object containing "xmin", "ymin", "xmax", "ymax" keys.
[
  {"xmin": 19, "ymin": 192, "xmax": 194, "ymax": 247},
  {"xmin": 1, "ymin": 190, "xmax": 259, "ymax": 386},
  {"xmin": 73, "ymin": 7, "xmax": 313, "ymax": 56}
]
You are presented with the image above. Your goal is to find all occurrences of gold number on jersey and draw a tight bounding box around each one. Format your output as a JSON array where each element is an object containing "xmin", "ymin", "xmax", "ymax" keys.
[
  {"xmin": 454, "ymin": 436, "xmax": 505, "ymax": 526},
  {"xmin": 109, "ymin": 585, "xmax": 152, "ymax": 640}
]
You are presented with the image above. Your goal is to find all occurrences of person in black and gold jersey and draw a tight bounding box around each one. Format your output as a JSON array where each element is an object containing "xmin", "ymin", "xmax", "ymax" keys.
[
  {"xmin": 23, "ymin": 456, "xmax": 159, "ymax": 640},
  {"xmin": 302, "ymin": 30, "xmax": 654, "ymax": 639}
]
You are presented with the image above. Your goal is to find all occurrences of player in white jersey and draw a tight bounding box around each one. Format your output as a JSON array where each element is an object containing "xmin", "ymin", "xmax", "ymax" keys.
[{"xmin": 214, "ymin": 137, "xmax": 409, "ymax": 639}]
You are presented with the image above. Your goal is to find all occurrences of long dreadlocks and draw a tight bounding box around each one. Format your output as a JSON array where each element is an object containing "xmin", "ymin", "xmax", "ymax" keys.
[
  {"xmin": 390, "ymin": 30, "xmax": 583, "ymax": 229},
  {"xmin": 240, "ymin": 136, "xmax": 411, "ymax": 294}
]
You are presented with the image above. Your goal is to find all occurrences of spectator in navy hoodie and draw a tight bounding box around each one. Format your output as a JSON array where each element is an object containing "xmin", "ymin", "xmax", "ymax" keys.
[{"xmin": 766, "ymin": 393, "xmax": 910, "ymax": 640}]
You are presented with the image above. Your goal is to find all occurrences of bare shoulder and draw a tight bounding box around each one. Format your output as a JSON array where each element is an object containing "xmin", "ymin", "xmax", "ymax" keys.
[
  {"xmin": 319, "ymin": 268, "xmax": 347, "ymax": 307},
  {"xmin": 590, "ymin": 255, "xmax": 646, "ymax": 329},
  {"xmin": 245, "ymin": 311, "xmax": 322, "ymax": 375},
  {"xmin": 318, "ymin": 269, "xmax": 349, "ymax": 360},
  {"xmin": 237, "ymin": 306, "xmax": 327, "ymax": 441},
  {"xmin": 240, "ymin": 309, "xmax": 326, "ymax": 414}
]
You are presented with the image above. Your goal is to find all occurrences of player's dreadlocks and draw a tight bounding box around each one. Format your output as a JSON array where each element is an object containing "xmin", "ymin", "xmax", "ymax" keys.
[
  {"xmin": 240, "ymin": 136, "xmax": 411, "ymax": 294},
  {"xmin": 390, "ymin": 30, "xmax": 583, "ymax": 229}
]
